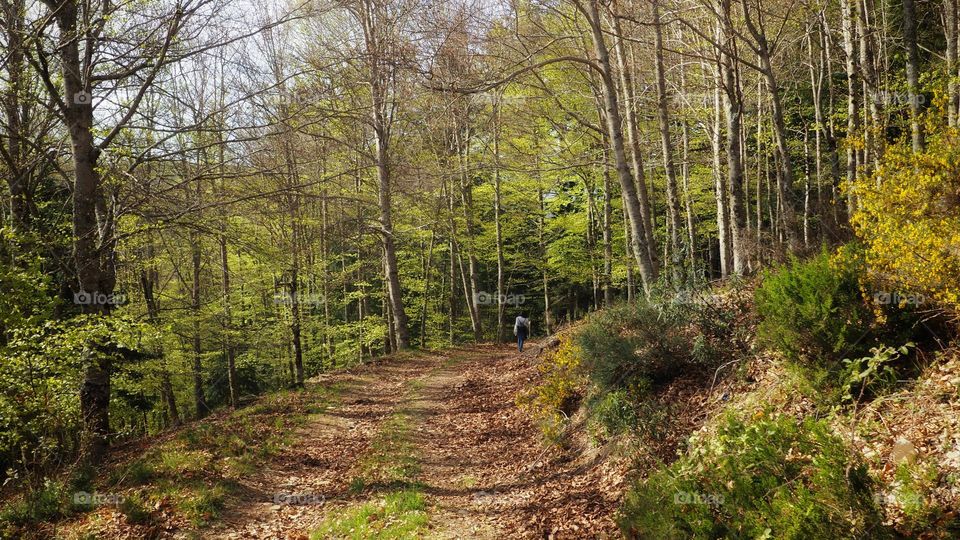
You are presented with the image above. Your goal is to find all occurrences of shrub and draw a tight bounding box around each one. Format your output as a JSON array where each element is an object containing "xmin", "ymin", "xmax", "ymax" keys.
[
  {"xmin": 576, "ymin": 302, "xmax": 690, "ymax": 391},
  {"xmin": 755, "ymin": 250, "xmax": 870, "ymax": 367},
  {"xmin": 587, "ymin": 389, "xmax": 638, "ymax": 441},
  {"xmin": 849, "ymin": 132, "xmax": 960, "ymax": 310},
  {"xmin": 0, "ymin": 479, "xmax": 69, "ymax": 530},
  {"xmin": 517, "ymin": 334, "xmax": 584, "ymax": 443},
  {"xmin": 841, "ymin": 343, "xmax": 913, "ymax": 403},
  {"xmin": 618, "ymin": 414, "xmax": 886, "ymax": 539}
]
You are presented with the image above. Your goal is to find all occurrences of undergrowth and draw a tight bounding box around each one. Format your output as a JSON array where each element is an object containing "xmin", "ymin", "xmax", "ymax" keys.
[
  {"xmin": 314, "ymin": 378, "xmax": 429, "ymax": 539},
  {"xmin": 0, "ymin": 382, "xmax": 341, "ymax": 538}
]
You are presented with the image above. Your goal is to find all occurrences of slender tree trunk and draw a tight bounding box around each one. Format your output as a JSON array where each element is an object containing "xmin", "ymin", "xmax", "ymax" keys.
[
  {"xmin": 602, "ymin": 149, "xmax": 614, "ymax": 306},
  {"xmin": 582, "ymin": 0, "xmax": 658, "ymax": 295},
  {"xmin": 139, "ymin": 239, "xmax": 180, "ymax": 427},
  {"xmin": 190, "ymin": 229, "xmax": 207, "ymax": 418},
  {"xmin": 711, "ymin": 54, "xmax": 731, "ymax": 277},
  {"xmin": 1, "ymin": 0, "xmax": 31, "ymax": 234},
  {"xmin": 362, "ymin": 1, "xmax": 411, "ymax": 349},
  {"xmin": 841, "ymin": 0, "xmax": 861, "ymax": 217},
  {"xmin": 653, "ymin": 0, "xmax": 684, "ymax": 285},
  {"xmin": 802, "ymin": 126, "xmax": 811, "ymax": 246},
  {"xmin": 947, "ymin": 0, "xmax": 958, "ymax": 127},
  {"xmin": 455, "ymin": 130, "xmax": 484, "ymax": 341},
  {"xmin": 538, "ymin": 185, "xmax": 553, "ymax": 333},
  {"xmin": 679, "ymin": 59, "xmax": 697, "ymax": 279},
  {"xmin": 719, "ymin": 1, "xmax": 747, "ymax": 274},
  {"xmin": 743, "ymin": 3, "xmax": 799, "ymax": 245},
  {"xmin": 420, "ymin": 229, "xmax": 435, "ymax": 348},
  {"xmin": 903, "ymin": 0, "xmax": 924, "ymax": 151},
  {"xmin": 612, "ymin": 6, "xmax": 659, "ymax": 267},
  {"xmin": 493, "ymin": 96, "xmax": 507, "ymax": 342},
  {"xmin": 216, "ymin": 129, "xmax": 238, "ymax": 406}
]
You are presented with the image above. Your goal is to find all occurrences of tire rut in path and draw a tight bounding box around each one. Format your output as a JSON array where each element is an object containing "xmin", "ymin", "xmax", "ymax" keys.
[
  {"xmin": 209, "ymin": 353, "xmax": 444, "ymax": 539},
  {"xmin": 209, "ymin": 343, "xmax": 619, "ymax": 539}
]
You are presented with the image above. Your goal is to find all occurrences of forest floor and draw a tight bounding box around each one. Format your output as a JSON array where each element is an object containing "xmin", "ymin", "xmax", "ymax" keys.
[{"xmin": 193, "ymin": 342, "xmax": 622, "ymax": 539}]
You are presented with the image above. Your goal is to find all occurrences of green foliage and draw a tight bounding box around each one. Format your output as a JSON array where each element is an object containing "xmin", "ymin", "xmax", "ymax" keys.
[
  {"xmin": 841, "ymin": 344, "xmax": 914, "ymax": 402},
  {"xmin": 311, "ymin": 490, "xmax": 428, "ymax": 540},
  {"xmin": 517, "ymin": 334, "xmax": 584, "ymax": 443},
  {"xmin": 586, "ymin": 389, "xmax": 637, "ymax": 441},
  {"xmin": 619, "ymin": 414, "xmax": 885, "ymax": 539},
  {"xmin": 0, "ymin": 480, "xmax": 69, "ymax": 531},
  {"xmin": 118, "ymin": 493, "xmax": 152, "ymax": 525},
  {"xmin": 0, "ymin": 315, "xmax": 148, "ymax": 485},
  {"xmin": 180, "ymin": 484, "xmax": 230, "ymax": 526},
  {"xmin": 576, "ymin": 302, "xmax": 690, "ymax": 391},
  {"xmin": 755, "ymin": 250, "xmax": 870, "ymax": 367},
  {"xmin": 892, "ymin": 462, "xmax": 945, "ymax": 536}
]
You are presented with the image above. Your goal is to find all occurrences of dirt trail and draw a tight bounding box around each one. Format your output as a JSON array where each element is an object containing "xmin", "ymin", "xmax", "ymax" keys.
[{"xmin": 208, "ymin": 343, "xmax": 621, "ymax": 539}]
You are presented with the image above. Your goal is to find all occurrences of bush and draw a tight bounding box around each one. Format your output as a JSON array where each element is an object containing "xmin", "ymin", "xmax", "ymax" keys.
[
  {"xmin": 0, "ymin": 480, "xmax": 69, "ymax": 531},
  {"xmin": 517, "ymin": 334, "xmax": 584, "ymax": 443},
  {"xmin": 850, "ymin": 132, "xmax": 960, "ymax": 310},
  {"xmin": 576, "ymin": 302, "xmax": 690, "ymax": 391},
  {"xmin": 587, "ymin": 389, "xmax": 638, "ymax": 441},
  {"xmin": 755, "ymin": 250, "xmax": 870, "ymax": 367},
  {"xmin": 618, "ymin": 414, "xmax": 886, "ymax": 539}
]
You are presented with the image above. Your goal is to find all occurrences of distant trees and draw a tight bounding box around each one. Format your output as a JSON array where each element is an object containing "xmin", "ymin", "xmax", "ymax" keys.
[{"xmin": 0, "ymin": 0, "xmax": 954, "ymax": 483}]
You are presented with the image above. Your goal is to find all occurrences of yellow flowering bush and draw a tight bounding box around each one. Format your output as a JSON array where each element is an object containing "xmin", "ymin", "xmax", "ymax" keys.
[
  {"xmin": 849, "ymin": 131, "xmax": 960, "ymax": 309},
  {"xmin": 516, "ymin": 333, "xmax": 584, "ymax": 443}
]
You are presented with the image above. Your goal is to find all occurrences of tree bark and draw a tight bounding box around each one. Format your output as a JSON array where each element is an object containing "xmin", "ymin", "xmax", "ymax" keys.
[
  {"xmin": 493, "ymin": 96, "xmax": 507, "ymax": 342},
  {"xmin": 742, "ymin": 0, "xmax": 798, "ymax": 245},
  {"xmin": 903, "ymin": 0, "xmax": 924, "ymax": 151},
  {"xmin": 947, "ymin": 0, "xmax": 959, "ymax": 127},
  {"xmin": 582, "ymin": 0, "xmax": 658, "ymax": 296},
  {"xmin": 611, "ymin": 4, "xmax": 659, "ymax": 268},
  {"xmin": 652, "ymin": 0, "xmax": 684, "ymax": 285},
  {"xmin": 718, "ymin": 0, "xmax": 747, "ymax": 274}
]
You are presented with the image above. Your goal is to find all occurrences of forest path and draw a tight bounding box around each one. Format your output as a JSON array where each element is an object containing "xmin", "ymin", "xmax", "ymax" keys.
[{"xmin": 206, "ymin": 342, "xmax": 619, "ymax": 539}]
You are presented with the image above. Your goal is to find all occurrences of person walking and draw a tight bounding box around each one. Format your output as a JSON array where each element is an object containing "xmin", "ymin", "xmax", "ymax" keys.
[{"xmin": 514, "ymin": 312, "xmax": 531, "ymax": 352}]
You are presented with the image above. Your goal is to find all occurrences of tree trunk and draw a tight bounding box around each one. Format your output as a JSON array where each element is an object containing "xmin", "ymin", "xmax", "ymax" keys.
[
  {"xmin": 189, "ymin": 229, "xmax": 208, "ymax": 418},
  {"xmin": 611, "ymin": 6, "xmax": 659, "ymax": 268},
  {"xmin": 49, "ymin": 0, "xmax": 117, "ymax": 463},
  {"xmin": 653, "ymin": 0, "xmax": 684, "ymax": 285},
  {"xmin": 947, "ymin": 0, "xmax": 958, "ymax": 127},
  {"xmin": 742, "ymin": 3, "xmax": 799, "ymax": 245},
  {"xmin": 362, "ymin": 0, "xmax": 411, "ymax": 349},
  {"xmin": 582, "ymin": 0, "xmax": 658, "ymax": 295},
  {"xmin": 602, "ymin": 148, "xmax": 614, "ymax": 306},
  {"xmin": 903, "ymin": 0, "xmax": 924, "ymax": 151},
  {"xmin": 534, "ymin": 179, "xmax": 553, "ymax": 334},
  {"xmin": 719, "ymin": 0, "xmax": 747, "ymax": 274},
  {"xmin": 841, "ymin": 0, "xmax": 860, "ymax": 217},
  {"xmin": 711, "ymin": 55, "xmax": 731, "ymax": 277},
  {"xmin": 493, "ymin": 96, "xmax": 507, "ymax": 342},
  {"xmin": 139, "ymin": 239, "xmax": 180, "ymax": 427},
  {"xmin": 455, "ymin": 130, "xmax": 484, "ymax": 342}
]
